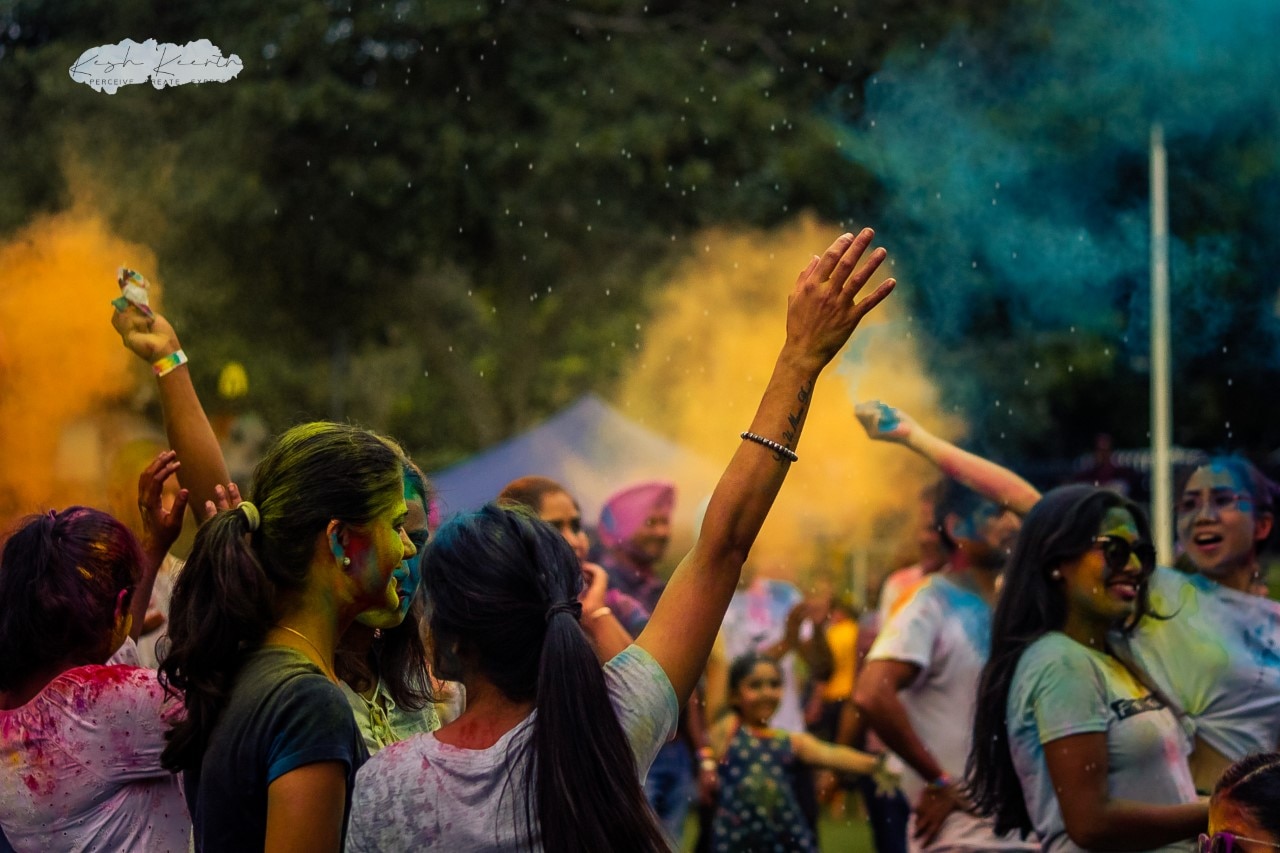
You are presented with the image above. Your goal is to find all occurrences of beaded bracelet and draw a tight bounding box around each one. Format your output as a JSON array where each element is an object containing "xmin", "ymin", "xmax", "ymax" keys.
[
  {"xmin": 152, "ymin": 350, "xmax": 189, "ymax": 377},
  {"xmin": 740, "ymin": 431, "xmax": 798, "ymax": 462}
]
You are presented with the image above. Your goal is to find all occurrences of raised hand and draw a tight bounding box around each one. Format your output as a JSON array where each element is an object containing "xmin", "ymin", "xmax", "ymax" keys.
[
  {"xmin": 784, "ymin": 229, "xmax": 894, "ymax": 373},
  {"xmin": 111, "ymin": 289, "xmax": 181, "ymax": 362},
  {"xmin": 137, "ymin": 449, "xmax": 190, "ymax": 560},
  {"xmin": 854, "ymin": 400, "xmax": 917, "ymax": 444},
  {"xmin": 203, "ymin": 482, "xmax": 243, "ymax": 520}
]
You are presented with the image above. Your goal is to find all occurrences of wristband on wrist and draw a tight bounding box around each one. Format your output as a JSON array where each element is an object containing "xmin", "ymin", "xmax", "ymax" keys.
[
  {"xmin": 152, "ymin": 349, "xmax": 188, "ymax": 377},
  {"xmin": 589, "ymin": 606, "xmax": 612, "ymax": 621}
]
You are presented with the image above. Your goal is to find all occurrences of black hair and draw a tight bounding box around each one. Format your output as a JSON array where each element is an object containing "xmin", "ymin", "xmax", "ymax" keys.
[
  {"xmin": 425, "ymin": 504, "xmax": 667, "ymax": 853},
  {"xmin": 726, "ymin": 652, "xmax": 782, "ymax": 714},
  {"xmin": 966, "ymin": 485, "xmax": 1155, "ymax": 836},
  {"xmin": 0, "ymin": 507, "xmax": 145, "ymax": 690},
  {"xmin": 1212, "ymin": 752, "xmax": 1280, "ymax": 838},
  {"xmin": 933, "ymin": 478, "xmax": 999, "ymax": 553},
  {"xmin": 497, "ymin": 475, "xmax": 575, "ymax": 513},
  {"xmin": 160, "ymin": 422, "xmax": 405, "ymax": 771}
]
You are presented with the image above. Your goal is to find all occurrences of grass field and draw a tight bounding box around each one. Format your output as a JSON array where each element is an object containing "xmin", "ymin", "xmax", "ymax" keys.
[{"xmin": 681, "ymin": 812, "xmax": 875, "ymax": 851}]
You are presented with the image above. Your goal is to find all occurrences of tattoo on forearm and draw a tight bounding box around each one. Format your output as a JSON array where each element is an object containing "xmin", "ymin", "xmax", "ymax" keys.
[{"xmin": 778, "ymin": 380, "xmax": 814, "ymax": 460}]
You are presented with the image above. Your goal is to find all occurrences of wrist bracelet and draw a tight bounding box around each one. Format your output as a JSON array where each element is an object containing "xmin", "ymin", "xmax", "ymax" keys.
[
  {"xmin": 699, "ymin": 758, "xmax": 718, "ymax": 772},
  {"xmin": 152, "ymin": 349, "xmax": 188, "ymax": 378},
  {"xmin": 589, "ymin": 606, "xmax": 612, "ymax": 621},
  {"xmin": 927, "ymin": 773, "xmax": 954, "ymax": 789},
  {"xmin": 740, "ymin": 431, "xmax": 798, "ymax": 462}
]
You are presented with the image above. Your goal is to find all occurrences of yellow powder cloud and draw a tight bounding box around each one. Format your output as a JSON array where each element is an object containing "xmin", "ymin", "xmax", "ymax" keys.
[{"xmin": 617, "ymin": 214, "xmax": 963, "ymax": 593}]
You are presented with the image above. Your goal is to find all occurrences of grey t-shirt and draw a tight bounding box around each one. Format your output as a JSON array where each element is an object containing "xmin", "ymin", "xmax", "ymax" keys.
[
  {"xmin": 1008, "ymin": 632, "xmax": 1198, "ymax": 853},
  {"xmin": 346, "ymin": 644, "xmax": 679, "ymax": 852}
]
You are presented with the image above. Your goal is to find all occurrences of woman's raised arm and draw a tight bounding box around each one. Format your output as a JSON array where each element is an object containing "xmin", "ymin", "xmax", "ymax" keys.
[{"xmin": 637, "ymin": 229, "xmax": 895, "ymax": 704}]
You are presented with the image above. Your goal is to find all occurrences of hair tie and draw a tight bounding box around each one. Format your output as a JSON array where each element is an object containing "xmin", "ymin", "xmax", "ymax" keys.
[
  {"xmin": 545, "ymin": 600, "xmax": 583, "ymax": 623},
  {"xmin": 238, "ymin": 501, "xmax": 261, "ymax": 532}
]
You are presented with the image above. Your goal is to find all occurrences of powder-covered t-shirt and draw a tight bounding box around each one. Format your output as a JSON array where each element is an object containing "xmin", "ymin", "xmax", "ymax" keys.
[
  {"xmin": 1122, "ymin": 567, "xmax": 1280, "ymax": 760},
  {"xmin": 338, "ymin": 678, "xmax": 440, "ymax": 755},
  {"xmin": 720, "ymin": 579, "xmax": 806, "ymax": 732},
  {"xmin": 0, "ymin": 665, "xmax": 189, "ymax": 852},
  {"xmin": 867, "ymin": 575, "xmax": 1035, "ymax": 851},
  {"xmin": 1008, "ymin": 632, "xmax": 1197, "ymax": 853},
  {"xmin": 184, "ymin": 646, "xmax": 368, "ymax": 852},
  {"xmin": 346, "ymin": 644, "xmax": 679, "ymax": 852}
]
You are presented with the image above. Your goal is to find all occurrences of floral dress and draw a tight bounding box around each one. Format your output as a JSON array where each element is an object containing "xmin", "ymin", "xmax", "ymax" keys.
[{"xmin": 711, "ymin": 721, "xmax": 816, "ymax": 853}]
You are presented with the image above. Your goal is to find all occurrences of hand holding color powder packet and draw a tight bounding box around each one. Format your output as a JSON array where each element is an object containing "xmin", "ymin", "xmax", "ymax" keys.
[
  {"xmin": 855, "ymin": 400, "xmax": 900, "ymax": 434},
  {"xmin": 112, "ymin": 267, "xmax": 154, "ymax": 318}
]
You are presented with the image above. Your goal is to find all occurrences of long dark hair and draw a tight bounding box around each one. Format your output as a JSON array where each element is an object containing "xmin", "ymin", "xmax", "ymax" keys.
[
  {"xmin": 335, "ymin": 460, "xmax": 434, "ymax": 711},
  {"xmin": 160, "ymin": 422, "xmax": 405, "ymax": 771},
  {"xmin": 966, "ymin": 485, "xmax": 1155, "ymax": 836},
  {"xmin": 1213, "ymin": 752, "xmax": 1280, "ymax": 838},
  {"xmin": 0, "ymin": 507, "xmax": 145, "ymax": 690},
  {"xmin": 424, "ymin": 504, "xmax": 667, "ymax": 853}
]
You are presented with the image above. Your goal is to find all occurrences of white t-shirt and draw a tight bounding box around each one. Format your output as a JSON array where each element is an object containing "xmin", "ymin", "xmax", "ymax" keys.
[
  {"xmin": 1009, "ymin": 632, "xmax": 1197, "ymax": 853},
  {"xmin": 1123, "ymin": 567, "xmax": 1280, "ymax": 760},
  {"xmin": 346, "ymin": 644, "xmax": 678, "ymax": 852},
  {"xmin": 867, "ymin": 575, "xmax": 1034, "ymax": 851},
  {"xmin": 0, "ymin": 664, "xmax": 190, "ymax": 853},
  {"xmin": 719, "ymin": 579, "xmax": 806, "ymax": 732}
]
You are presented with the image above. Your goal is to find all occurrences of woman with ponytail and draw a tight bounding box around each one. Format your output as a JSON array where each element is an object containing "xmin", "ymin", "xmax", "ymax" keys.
[
  {"xmin": 348, "ymin": 227, "xmax": 896, "ymax": 851},
  {"xmin": 0, "ymin": 453, "xmax": 190, "ymax": 851},
  {"xmin": 159, "ymin": 422, "xmax": 416, "ymax": 852}
]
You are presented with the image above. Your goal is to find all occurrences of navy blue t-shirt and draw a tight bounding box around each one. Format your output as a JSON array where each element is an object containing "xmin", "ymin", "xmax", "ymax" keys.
[{"xmin": 184, "ymin": 646, "xmax": 368, "ymax": 851}]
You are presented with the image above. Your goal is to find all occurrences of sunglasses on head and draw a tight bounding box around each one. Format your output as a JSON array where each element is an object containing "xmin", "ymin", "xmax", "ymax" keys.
[
  {"xmin": 1092, "ymin": 535, "xmax": 1156, "ymax": 575},
  {"xmin": 1200, "ymin": 832, "xmax": 1280, "ymax": 852}
]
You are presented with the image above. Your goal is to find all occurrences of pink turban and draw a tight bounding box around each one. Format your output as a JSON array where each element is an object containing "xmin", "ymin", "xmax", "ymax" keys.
[{"xmin": 597, "ymin": 481, "xmax": 677, "ymax": 549}]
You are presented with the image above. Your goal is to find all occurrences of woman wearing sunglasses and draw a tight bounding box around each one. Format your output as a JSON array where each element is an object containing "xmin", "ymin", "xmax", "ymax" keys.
[
  {"xmin": 968, "ymin": 485, "xmax": 1206, "ymax": 851},
  {"xmin": 855, "ymin": 403, "xmax": 1280, "ymax": 794},
  {"xmin": 1199, "ymin": 751, "xmax": 1280, "ymax": 853}
]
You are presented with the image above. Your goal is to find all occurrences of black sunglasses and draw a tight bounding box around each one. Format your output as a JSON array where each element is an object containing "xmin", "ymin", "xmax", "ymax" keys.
[
  {"xmin": 1092, "ymin": 535, "xmax": 1156, "ymax": 575},
  {"xmin": 1200, "ymin": 831, "xmax": 1280, "ymax": 852}
]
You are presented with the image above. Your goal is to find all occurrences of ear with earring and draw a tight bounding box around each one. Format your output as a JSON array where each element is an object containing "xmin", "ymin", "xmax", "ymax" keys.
[{"xmin": 329, "ymin": 528, "xmax": 352, "ymax": 566}]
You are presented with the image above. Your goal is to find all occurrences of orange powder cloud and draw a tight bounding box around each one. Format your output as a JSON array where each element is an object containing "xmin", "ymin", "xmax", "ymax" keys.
[
  {"xmin": 0, "ymin": 207, "xmax": 157, "ymax": 525},
  {"xmin": 616, "ymin": 214, "xmax": 963, "ymax": 595}
]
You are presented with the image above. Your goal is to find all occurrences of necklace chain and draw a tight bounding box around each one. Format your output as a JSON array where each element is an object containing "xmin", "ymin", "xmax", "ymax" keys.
[{"xmin": 276, "ymin": 625, "xmax": 338, "ymax": 683}]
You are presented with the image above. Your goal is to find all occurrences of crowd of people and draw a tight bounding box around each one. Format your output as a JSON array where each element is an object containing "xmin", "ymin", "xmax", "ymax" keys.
[{"xmin": 1, "ymin": 224, "xmax": 1278, "ymax": 853}]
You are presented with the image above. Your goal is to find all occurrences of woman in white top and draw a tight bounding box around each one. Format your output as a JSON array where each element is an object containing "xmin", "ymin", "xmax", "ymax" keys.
[
  {"xmin": 348, "ymin": 227, "xmax": 896, "ymax": 852},
  {"xmin": 967, "ymin": 485, "xmax": 1205, "ymax": 851},
  {"xmin": 0, "ymin": 458, "xmax": 190, "ymax": 852}
]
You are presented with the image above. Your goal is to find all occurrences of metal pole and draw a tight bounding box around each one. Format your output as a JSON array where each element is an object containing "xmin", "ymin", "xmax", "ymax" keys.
[{"xmin": 1150, "ymin": 124, "xmax": 1174, "ymax": 563}]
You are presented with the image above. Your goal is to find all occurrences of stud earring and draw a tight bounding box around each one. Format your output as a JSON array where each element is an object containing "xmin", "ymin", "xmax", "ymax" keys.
[
  {"xmin": 1050, "ymin": 568, "xmax": 1062, "ymax": 580},
  {"xmin": 342, "ymin": 556, "xmax": 351, "ymax": 566}
]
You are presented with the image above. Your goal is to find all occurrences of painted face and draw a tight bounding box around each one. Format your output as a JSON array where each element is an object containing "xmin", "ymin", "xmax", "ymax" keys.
[
  {"xmin": 1177, "ymin": 464, "xmax": 1270, "ymax": 579},
  {"xmin": 537, "ymin": 490, "xmax": 589, "ymax": 564},
  {"xmin": 344, "ymin": 486, "xmax": 414, "ymax": 615},
  {"xmin": 357, "ymin": 487, "xmax": 429, "ymax": 629},
  {"xmin": 952, "ymin": 501, "xmax": 1021, "ymax": 570},
  {"xmin": 1208, "ymin": 793, "xmax": 1277, "ymax": 844},
  {"xmin": 624, "ymin": 508, "xmax": 672, "ymax": 565},
  {"xmin": 1059, "ymin": 508, "xmax": 1152, "ymax": 625},
  {"xmin": 734, "ymin": 660, "xmax": 783, "ymax": 727}
]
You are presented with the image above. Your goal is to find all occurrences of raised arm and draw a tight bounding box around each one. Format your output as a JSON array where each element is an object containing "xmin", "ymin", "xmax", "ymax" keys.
[
  {"xmin": 854, "ymin": 401, "xmax": 1041, "ymax": 516},
  {"xmin": 111, "ymin": 297, "xmax": 230, "ymax": 522},
  {"xmin": 637, "ymin": 229, "xmax": 896, "ymax": 704},
  {"xmin": 130, "ymin": 450, "xmax": 189, "ymax": 641}
]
